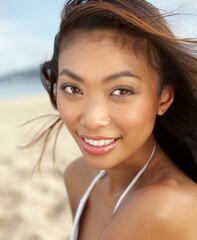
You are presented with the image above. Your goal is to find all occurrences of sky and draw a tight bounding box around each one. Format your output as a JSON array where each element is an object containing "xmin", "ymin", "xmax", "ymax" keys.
[{"xmin": 0, "ymin": 0, "xmax": 196, "ymax": 77}]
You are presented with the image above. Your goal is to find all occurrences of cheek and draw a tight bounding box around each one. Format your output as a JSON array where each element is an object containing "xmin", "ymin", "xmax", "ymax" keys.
[
  {"xmin": 112, "ymin": 101, "xmax": 157, "ymax": 131},
  {"xmin": 56, "ymin": 97, "xmax": 77, "ymax": 128},
  {"xmin": 56, "ymin": 95, "xmax": 65, "ymax": 119}
]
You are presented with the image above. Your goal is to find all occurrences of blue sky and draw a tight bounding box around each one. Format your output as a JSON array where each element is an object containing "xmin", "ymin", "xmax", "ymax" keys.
[{"xmin": 0, "ymin": 0, "xmax": 196, "ymax": 77}]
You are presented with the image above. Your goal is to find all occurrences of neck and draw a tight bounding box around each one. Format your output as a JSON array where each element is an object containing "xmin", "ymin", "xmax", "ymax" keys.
[{"xmin": 102, "ymin": 142, "xmax": 157, "ymax": 194}]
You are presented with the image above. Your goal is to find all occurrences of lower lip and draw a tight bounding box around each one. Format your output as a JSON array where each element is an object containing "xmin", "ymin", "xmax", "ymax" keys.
[{"xmin": 80, "ymin": 138, "xmax": 120, "ymax": 156}]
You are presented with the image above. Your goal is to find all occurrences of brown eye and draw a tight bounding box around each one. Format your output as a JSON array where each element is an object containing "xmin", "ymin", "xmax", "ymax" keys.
[
  {"xmin": 67, "ymin": 86, "xmax": 82, "ymax": 94},
  {"xmin": 111, "ymin": 88, "xmax": 134, "ymax": 97},
  {"xmin": 60, "ymin": 84, "xmax": 83, "ymax": 95}
]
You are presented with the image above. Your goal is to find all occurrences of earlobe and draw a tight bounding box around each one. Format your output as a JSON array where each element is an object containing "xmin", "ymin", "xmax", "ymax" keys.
[{"xmin": 157, "ymin": 85, "xmax": 174, "ymax": 116}]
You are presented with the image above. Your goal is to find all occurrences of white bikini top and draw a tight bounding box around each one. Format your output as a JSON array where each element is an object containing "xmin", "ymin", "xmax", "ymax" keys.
[{"xmin": 70, "ymin": 145, "xmax": 156, "ymax": 240}]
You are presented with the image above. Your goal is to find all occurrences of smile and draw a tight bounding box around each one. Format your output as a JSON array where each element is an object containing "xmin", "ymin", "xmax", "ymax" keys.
[
  {"xmin": 84, "ymin": 138, "xmax": 115, "ymax": 147},
  {"xmin": 78, "ymin": 135, "xmax": 120, "ymax": 156}
]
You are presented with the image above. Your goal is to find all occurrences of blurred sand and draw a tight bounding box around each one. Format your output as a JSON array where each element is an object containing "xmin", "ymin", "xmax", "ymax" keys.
[{"xmin": 0, "ymin": 93, "xmax": 81, "ymax": 240}]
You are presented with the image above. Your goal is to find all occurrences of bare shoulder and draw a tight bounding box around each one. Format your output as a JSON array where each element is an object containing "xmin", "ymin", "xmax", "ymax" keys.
[
  {"xmin": 63, "ymin": 157, "xmax": 98, "ymax": 216},
  {"xmin": 101, "ymin": 177, "xmax": 197, "ymax": 240}
]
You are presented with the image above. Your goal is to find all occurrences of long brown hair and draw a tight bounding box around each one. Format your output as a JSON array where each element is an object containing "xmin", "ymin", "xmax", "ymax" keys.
[{"xmin": 37, "ymin": 0, "xmax": 197, "ymax": 181}]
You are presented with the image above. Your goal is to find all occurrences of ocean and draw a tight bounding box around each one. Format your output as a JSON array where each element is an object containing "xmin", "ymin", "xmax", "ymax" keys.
[{"xmin": 0, "ymin": 72, "xmax": 46, "ymax": 100}]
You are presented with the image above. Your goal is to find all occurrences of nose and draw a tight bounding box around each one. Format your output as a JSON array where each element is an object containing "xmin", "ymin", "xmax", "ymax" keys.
[{"xmin": 79, "ymin": 100, "xmax": 111, "ymax": 130}]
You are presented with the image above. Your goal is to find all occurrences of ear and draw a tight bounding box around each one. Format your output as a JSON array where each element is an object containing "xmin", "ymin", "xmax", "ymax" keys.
[{"xmin": 157, "ymin": 85, "xmax": 174, "ymax": 116}]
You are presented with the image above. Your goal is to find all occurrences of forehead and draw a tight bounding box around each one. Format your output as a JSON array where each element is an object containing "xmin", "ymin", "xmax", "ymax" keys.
[
  {"xmin": 58, "ymin": 30, "xmax": 160, "ymax": 86},
  {"xmin": 59, "ymin": 30, "xmax": 150, "ymax": 69},
  {"xmin": 59, "ymin": 30, "xmax": 161, "ymax": 73},
  {"xmin": 58, "ymin": 31, "xmax": 143, "ymax": 70},
  {"xmin": 59, "ymin": 30, "xmax": 159, "ymax": 74}
]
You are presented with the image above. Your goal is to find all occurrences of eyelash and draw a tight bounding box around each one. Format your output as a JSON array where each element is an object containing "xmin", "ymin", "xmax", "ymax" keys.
[
  {"xmin": 60, "ymin": 84, "xmax": 83, "ymax": 95},
  {"xmin": 111, "ymin": 87, "xmax": 134, "ymax": 98},
  {"xmin": 59, "ymin": 84, "xmax": 135, "ymax": 98}
]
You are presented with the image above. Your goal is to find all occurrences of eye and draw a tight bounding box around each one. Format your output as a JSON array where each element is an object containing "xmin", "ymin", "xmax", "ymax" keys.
[
  {"xmin": 111, "ymin": 87, "xmax": 134, "ymax": 97},
  {"xmin": 60, "ymin": 84, "xmax": 83, "ymax": 95}
]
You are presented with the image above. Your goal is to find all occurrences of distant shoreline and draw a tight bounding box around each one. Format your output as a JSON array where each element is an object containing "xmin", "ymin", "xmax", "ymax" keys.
[{"xmin": 0, "ymin": 77, "xmax": 45, "ymax": 100}]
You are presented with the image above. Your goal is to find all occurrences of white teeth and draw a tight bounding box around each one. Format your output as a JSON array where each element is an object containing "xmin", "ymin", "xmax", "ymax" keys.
[{"xmin": 84, "ymin": 138, "xmax": 115, "ymax": 147}]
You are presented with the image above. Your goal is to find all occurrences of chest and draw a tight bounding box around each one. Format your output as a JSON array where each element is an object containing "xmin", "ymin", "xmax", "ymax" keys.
[
  {"xmin": 74, "ymin": 168, "xmax": 147, "ymax": 240},
  {"xmin": 78, "ymin": 188, "xmax": 119, "ymax": 240}
]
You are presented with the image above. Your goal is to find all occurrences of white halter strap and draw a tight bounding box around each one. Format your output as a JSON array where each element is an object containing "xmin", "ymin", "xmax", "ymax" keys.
[
  {"xmin": 70, "ymin": 144, "xmax": 156, "ymax": 240},
  {"xmin": 113, "ymin": 144, "xmax": 156, "ymax": 213}
]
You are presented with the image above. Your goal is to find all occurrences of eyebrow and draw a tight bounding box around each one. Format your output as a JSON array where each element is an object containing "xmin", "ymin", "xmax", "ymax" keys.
[{"xmin": 58, "ymin": 68, "xmax": 141, "ymax": 82}]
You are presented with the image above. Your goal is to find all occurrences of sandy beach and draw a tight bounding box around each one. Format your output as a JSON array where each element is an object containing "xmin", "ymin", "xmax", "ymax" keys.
[{"xmin": 0, "ymin": 93, "xmax": 81, "ymax": 240}]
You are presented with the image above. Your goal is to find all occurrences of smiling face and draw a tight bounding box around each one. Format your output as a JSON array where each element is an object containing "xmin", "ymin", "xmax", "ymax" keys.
[{"xmin": 57, "ymin": 31, "xmax": 173, "ymax": 170}]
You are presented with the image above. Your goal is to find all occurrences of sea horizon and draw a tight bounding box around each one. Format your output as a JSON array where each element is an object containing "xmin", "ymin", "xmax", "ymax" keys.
[{"xmin": 0, "ymin": 68, "xmax": 45, "ymax": 100}]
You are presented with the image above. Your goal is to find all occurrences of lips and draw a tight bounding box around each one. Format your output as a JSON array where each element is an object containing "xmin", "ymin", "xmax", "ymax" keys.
[{"xmin": 78, "ymin": 135, "xmax": 120, "ymax": 156}]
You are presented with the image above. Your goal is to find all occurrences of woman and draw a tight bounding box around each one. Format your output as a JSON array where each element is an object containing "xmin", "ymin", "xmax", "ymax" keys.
[{"xmin": 39, "ymin": 0, "xmax": 197, "ymax": 239}]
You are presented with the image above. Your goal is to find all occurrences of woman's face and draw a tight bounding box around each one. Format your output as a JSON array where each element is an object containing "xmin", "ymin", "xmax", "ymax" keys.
[{"xmin": 57, "ymin": 31, "xmax": 172, "ymax": 169}]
